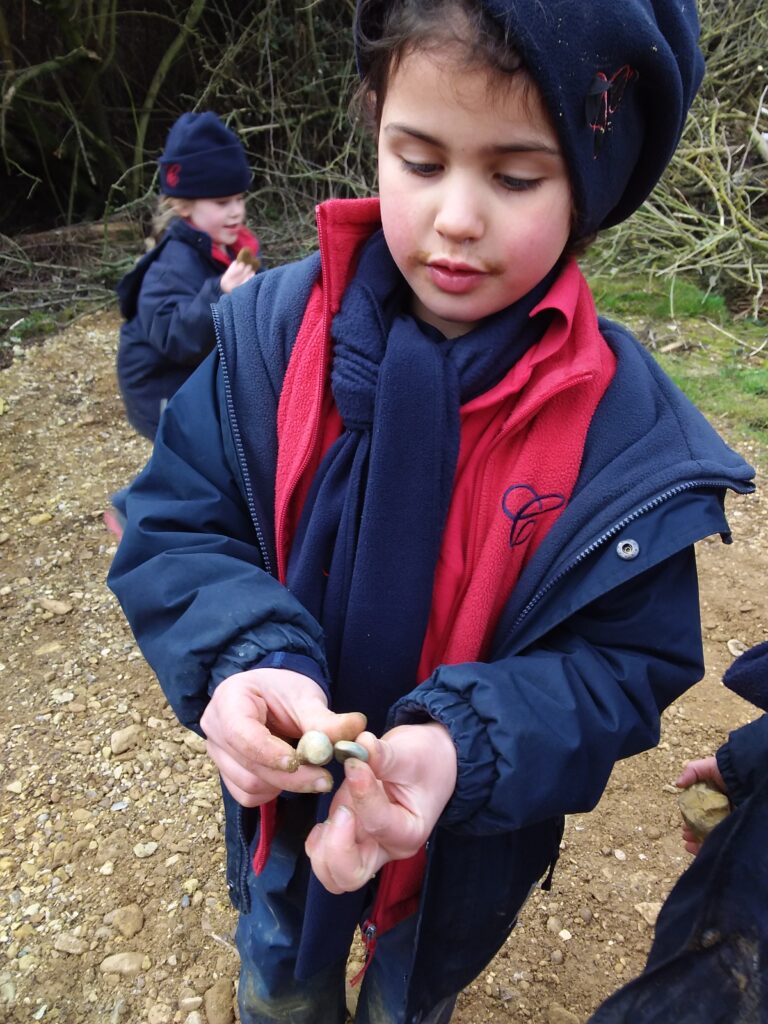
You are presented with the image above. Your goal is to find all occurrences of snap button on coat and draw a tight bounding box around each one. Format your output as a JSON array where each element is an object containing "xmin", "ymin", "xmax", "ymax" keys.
[{"xmin": 616, "ymin": 538, "xmax": 640, "ymax": 560}]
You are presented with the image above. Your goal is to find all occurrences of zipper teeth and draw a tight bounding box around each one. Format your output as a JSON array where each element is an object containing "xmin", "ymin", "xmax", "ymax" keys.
[
  {"xmin": 213, "ymin": 304, "xmax": 273, "ymax": 577},
  {"xmin": 512, "ymin": 478, "xmax": 750, "ymax": 630}
]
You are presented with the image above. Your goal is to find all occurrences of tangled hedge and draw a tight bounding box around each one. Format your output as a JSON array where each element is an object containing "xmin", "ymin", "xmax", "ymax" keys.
[{"xmin": 1, "ymin": 0, "xmax": 766, "ymax": 318}]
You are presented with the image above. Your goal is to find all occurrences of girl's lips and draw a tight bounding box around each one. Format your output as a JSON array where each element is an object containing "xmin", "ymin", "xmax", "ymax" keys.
[{"xmin": 426, "ymin": 261, "xmax": 487, "ymax": 295}]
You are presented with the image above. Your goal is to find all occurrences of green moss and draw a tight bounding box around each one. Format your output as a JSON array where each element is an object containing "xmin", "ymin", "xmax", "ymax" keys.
[{"xmin": 587, "ymin": 272, "xmax": 728, "ymax": 321}]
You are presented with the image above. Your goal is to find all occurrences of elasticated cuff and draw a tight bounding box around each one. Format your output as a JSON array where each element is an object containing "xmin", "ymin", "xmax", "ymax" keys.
[
  {"xmin": 208, "ymin": 640, "xmax": 329, "ymax": 700},
  {"xmin": 256, "ymin": 651, "xmax": 331, "ymax": 704},
  {"xmin": 715, "ymin": 743, "xmax": 746, "ymax": 806},
  {"xmin": 390, "ymin": 686, "xmax": 497, "ymax": 829}
]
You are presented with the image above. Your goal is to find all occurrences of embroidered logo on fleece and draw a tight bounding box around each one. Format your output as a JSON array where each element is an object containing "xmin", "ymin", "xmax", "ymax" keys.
[
  {"xmin": 165, "ymin": 163, "xmax": 182, "ymax": 188},
  {"xmin": 502, "ymin": 484, "xmax": 566, "ymax": 548},
  {"xmin": 585, "ymin": 65, "xmax": 638, "ymax": 157}
]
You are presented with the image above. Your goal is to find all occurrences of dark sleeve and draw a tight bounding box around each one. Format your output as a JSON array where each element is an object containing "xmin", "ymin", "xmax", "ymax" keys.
[
  {"xmin": 107, "ymin": 351, "xmax": 328, "ymax": 733},
  {"xmin": 716, "ymin": 714, "xmax": 768, "ymax": 805},
  {"xmin": 137, "ymin": 258, "xmax": 222, "ymax": 367},
  {"xmin": 392, "ymin": 546, "xmax": 703, "ymax": 834}
]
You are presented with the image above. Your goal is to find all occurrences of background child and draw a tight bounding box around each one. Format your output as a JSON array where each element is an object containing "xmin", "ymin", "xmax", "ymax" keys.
[
  {"xmin": 115, "ymin": 111, "xmax": 260, "ymax": 442},
  {"xmin": 588, "ymin": 641, "xmax": 768, "ymax": 1022},
  {"xmin": 675, "ymin": 640, "xmax": 768, "ymax": 855},
  {"xmin": 108, "ymin": 1, "xmax": 755, "ymax": 1022}
]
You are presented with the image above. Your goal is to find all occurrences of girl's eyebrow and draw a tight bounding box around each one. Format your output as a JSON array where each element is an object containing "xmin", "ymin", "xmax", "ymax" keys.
[{"xmin": 384, "ymin": 122, "xmax": 560, "ymax": 156}]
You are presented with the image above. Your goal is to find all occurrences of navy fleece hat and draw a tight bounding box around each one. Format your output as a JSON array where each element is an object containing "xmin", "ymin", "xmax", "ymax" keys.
[
  {"xmin": 723, "ymin": 641, "xmax": 768, "ymax": 712},
  {"xmin": 158, "ymin": 112, "xmax": 252, "ymax": 198},
  {"xmin": 355, "ymin": 0, "xmax": 705, "ymax": 237}
]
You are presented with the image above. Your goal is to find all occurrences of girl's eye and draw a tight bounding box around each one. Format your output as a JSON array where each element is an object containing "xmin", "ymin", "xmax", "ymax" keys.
[
  {"xmin": 498, "ymin": 175, "xmax": 542, "ymax": 192},
  {"xmin": 401, "ymin": 159, "xmax": 441, "ymax": 177}
]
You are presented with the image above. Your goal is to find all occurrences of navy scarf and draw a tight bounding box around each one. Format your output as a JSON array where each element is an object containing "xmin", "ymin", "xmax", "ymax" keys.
[
  {"xmin": 288, "ymin": 230, "xmax": 556, "ymax": 735},
  {"xmin": 287, "ymin": 230, "xmax": 557, "ymax": 977}
]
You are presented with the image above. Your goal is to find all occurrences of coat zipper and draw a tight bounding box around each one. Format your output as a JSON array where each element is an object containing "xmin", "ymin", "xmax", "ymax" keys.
[
  {"xmin": 510, "ymin": 477, "xmax": 751, "ymax": 633},
  {"xmin": 212, "ymin": 303, "xmax": 273, "ymax": 577}
]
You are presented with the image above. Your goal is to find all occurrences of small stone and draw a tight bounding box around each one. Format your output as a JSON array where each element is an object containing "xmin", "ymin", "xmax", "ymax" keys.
[
  {"xmin": 54, "ymin": 932, "xmax": 88, "ymax": 955},
  {"xmin": 110, "ymin": 724, "xmax": 143, "ymax": 755},
  {"xmin": 51, "ymin": 690, "xmax": 75, "ymax": 704},
  {"xmin": 635, "ymin": 901, "xmax": 663, "ymax": 927},
  {"xmin": 548, "ymin": 1004, "xmax": 580, "ymax": 1024},
  {"xmin": 51, "ymin": 842, "xmax": 72, "ymax": 868},
  {"xmin": 183, "ymin": 733, "xmax": 207, "ymax": 755},
  {"xmin": 727, "ymin": 638, "xmax": 748, "ymax": 657},
  {"xmin": 296, "ymin": 731, "xmax": 333, "ymax": 766},
  {"xmin": 179, "ymin": 996, "xmax": 203, "ymax": 1012},
  {"xmin": 107, "ymin": 904, "xmax": 145, "ymax": 939},
  {"xmin": 147, "ymin": 1005, "xmax": 172, "ymax": 1024},
  {"xmin": 99, "ymin": 952, "xmax": 146, "ymax": 977},
  {"xmin": 558, "ymin": 929, "xmax": 572, "ymax": 941},
  {"xmin": 546, "ymin": 916, "xmax": 562, "ymax": 934},
  {"xmin": 678, "ymin": 783, "xmax": 731, "ymax": 842},
  {"xmin": 37, "ymin": 598, "xmax": 73, "ymax": 616},
  {"xmin": 550, "ymin": 949, "xmax": 564, "ymax": 965},
  {"xmin": 5, "ymin": 781, "xmax": 23, "ymax": 795},
  {"xmin": 334, "ymin": 740, "xmax": 369, "ymax": 764},
  {"xmin": 647, "ymin": 827, "xmax": 662, "ymax": 840},
  {"xmin": 0, "ymin": 977, "xmax": 17, "ymax": 1004},
  {"xmin": 613, "ymin": 849, "xmax": 627, "ymax": 861},
  {"xmin": 204, "ymin": 978, "xmax": 235, "ymax": 1024},
  {"xmin": 578, "ymin": 907, "xmax": 593, "ymax": 925},
  {"xmin": 133, "ymin": 842, "xmax": 158, "ymax": 859},
  {"xmin": 29, "ymin": 512, "xmax": 53, "ymax": 526},
  {"xmin": 184, "ymin": 1014, "xmax": 204, "ymax": 1024}
]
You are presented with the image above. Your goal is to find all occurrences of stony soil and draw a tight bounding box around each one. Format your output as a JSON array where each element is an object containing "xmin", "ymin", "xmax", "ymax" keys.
[{"xmin": 0, "ymin": 311, "xmax": 765, "ymax": 1024}]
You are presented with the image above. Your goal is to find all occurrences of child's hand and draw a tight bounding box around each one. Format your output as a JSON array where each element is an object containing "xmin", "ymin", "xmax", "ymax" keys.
[
  {"xmin": 675, "ymin": 756, "xmax": 727, "ymax": 855},
  {"xmin": 304, "ymin": 722, "xmax": 458, "ymax": 894},
  {"xmin": 220, "ymin": 260, "xmax": 255, "ymax": 294},
  {"xmin": 200, "ymin": 668, "xmax": 366, "ymax": 807}
]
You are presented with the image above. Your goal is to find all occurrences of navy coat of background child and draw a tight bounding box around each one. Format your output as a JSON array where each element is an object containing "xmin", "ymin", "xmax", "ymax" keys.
[
  {"xmin": 115, "ymin": 112, "xmax": 259, "ymax": 441},
  {"xmin": 116, "ymin": 218, "xmax": 258, "ymax": 439}
]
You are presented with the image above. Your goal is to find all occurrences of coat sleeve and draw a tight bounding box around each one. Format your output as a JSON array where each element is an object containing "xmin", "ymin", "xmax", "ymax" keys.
[
  {"xmin": 107, "ymin": 350, "xmax": 327, "ymax": 733},
  {"xmin": 137, "ymin": 253, "xmax": 222, "ymax": 367},
  {"xmin": 391, "ymin": 546, "xmax": 704, "ymax": 834},
  {"xmin": 716, "ymin": 714, "xmax": 768, "ymax": 805}
]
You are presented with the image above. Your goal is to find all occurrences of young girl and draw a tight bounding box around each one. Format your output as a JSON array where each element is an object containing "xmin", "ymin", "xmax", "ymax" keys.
[
  {"xmin": 115, "ymin": 111, "xmax": 261, "ymax": 441},
  {"xmin": 109, "ymin": 2, "xmax": 754, "ymax": 1022}
]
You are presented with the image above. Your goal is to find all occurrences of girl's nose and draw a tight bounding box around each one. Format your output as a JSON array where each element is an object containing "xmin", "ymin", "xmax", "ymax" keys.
[{"xmin": 433, "ymin": 178, "xmax": 484, "ymax": 243}]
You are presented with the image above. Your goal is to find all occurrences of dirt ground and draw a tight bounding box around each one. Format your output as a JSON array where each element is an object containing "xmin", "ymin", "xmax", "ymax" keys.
[{"xmin": 0, "ymin": 310, "xmax": 765, "ymax": 1024}]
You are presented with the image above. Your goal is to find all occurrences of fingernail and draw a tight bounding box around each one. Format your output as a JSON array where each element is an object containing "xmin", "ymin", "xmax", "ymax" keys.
[
  {"xmin": 279, "ymin": 754, "xmax": 297, "ymax": 772},
  {"xmin": 313, "ymin": 776, "xmax": 332, "ymax": 793},
  {"xmin": 334, "ymin": 805, "xmax": 352, "ymax": 825}
]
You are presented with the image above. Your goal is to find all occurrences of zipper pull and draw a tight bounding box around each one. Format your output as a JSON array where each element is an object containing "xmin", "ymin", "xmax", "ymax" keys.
[{"xmin": 349, "ymin": 920, "xmax": 378, "ymax": 988}]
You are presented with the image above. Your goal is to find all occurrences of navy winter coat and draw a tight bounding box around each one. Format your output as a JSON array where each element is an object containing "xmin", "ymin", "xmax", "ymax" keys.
[
  {"xmin": 108, "ymin": 205, "xmax": 754, "ymax": 1020},
  {"xmin": 115, "ymin": 217, "xmax": 258, "ymax": 440}
]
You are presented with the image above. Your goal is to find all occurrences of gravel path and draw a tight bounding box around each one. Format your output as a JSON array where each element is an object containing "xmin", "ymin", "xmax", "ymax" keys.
[{"xmin": 0, "ymin": 312, "xmax": 765, "ymax": 1023}]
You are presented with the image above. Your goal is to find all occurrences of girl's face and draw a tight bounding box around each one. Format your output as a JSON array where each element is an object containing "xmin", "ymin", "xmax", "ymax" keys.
[
  {"xmin": 377, "ymin": 47, "xmax": 572, "ymax": 338},
  {"xmin": 176, "ymin": 195, "xmax": 246, "ymax": 246}
]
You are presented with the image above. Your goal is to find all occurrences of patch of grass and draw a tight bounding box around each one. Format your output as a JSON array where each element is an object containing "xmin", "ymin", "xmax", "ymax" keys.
[
  {"xmin": 587, "ymin": 271, "xmax": 729, "ymax": 321},
  {"xmin": 659, "ymin": 354, "xmax": 768, "ymax": 445},
  {"xmin": 587, "ymin": 270, "xmax": 768, "ymax": 449}
]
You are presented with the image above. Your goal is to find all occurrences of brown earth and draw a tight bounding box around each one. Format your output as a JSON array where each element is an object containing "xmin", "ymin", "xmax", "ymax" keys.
[{"xmin": 0, "ymin": 311, "xmax": 765, "ymax": 1024}]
